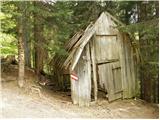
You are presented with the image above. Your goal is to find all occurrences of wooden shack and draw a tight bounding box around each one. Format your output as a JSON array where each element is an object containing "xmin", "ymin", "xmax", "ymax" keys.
[{"xmin": 53, "ymin": 12, "xmax": 138, "ymax": 106}]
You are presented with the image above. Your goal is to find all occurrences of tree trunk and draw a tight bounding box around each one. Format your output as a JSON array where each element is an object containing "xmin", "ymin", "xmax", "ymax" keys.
[
  {"xmin": 138, "ymin": 2, "xmax": 147, "ymax": 101},
  {"xmin": 24, "ymin": 28, "xmax": 31, "ymax": 68},
  {"xmin": 23, "ymin": 1, "xmax": 31, "ymax": 68},
  {"xmin": 33, "ymin": 1, "xmax": 44, "ymax": 75},
  {"xmin": 138, "ymin": 2, "xmax": 158, "ymax": 103},
  {"xmin": 155, "ymin": 1, "xmax": 159, "ymax": 18},
  {"xmin": 18, "ymin": 3, "xmax": 25, "ymax": 88}
]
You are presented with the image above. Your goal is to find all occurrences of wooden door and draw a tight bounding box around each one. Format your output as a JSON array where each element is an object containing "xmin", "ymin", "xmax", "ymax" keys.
[
  {"xmin": 98, "ymin": 62, "xmax": 122, "ymax": 102},
  {"xmin": 94, "ymin": 35, "xmax": 123, "ymax": 102}
]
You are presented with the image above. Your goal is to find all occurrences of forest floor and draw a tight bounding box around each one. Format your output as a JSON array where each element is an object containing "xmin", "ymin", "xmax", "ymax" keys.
[{"xmin": 0, "ymin": 65, "xmax": 159, "ymax": 118}]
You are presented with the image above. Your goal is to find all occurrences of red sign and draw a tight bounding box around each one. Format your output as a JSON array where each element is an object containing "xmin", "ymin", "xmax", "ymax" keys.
[{"xmin": 70, "ymin": 72, "xmax": 78, "ymax": 81}]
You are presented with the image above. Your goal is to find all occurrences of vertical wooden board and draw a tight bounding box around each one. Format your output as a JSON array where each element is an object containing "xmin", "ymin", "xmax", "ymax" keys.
[
  {"xmin": 71, "ymin": 80, "xmax": 78, "ymax": 104},
  {"xmin": 71, "ymin": 67, "xmax": 79, "ymax": 105},
  {"xmin": 128, "ymin": 41, "xmax": 136, "ymax": 96},
  {"xmin": 123, "ymin": 34, "xmax": 135, "ymax": 98},
  {"xmin": 90, "ymin": 39, "xmax": 98, "ymax": 101},
  {"xmin": 70, "ymin": 48, "xmax": 86, "ymax": 105},
  {"xmin": 125, "ymin": 38, "xmax": 131, "ymax": 97},
  {"xmin": 105, "ymin": 64, "xmax": 116, "ymax": 101},
  {"xmin": 117, "ymin": 33, "xmax": 127, "ymax": 99},
  {"xmin": 77, "ymin": 52, "xmax": 85, "ymax": 106},
  {"xmin": 126, "ymin": 40, "xmax": 133, "ymax": 97},
  {"xmin": 127, "ymin": 38, "xmax": 135, "ymax": 98},
  {"xmin": 112, "ymin": 68, "xmax": 122, "ymax": 93},
  {"xmin": 112, "ymin": 67, "xmax": 123, "ymax": 100},
  {"xmin": 126, "ymin": 40, "xmax": 132, "ymax": 97},
  {"xmin": 71, "ymin": 78, "xmax": 79, "ymax": 105},
  {"xmin": 122, "ymin": 34, "xmax": 130, "ymax": 98},
  {"xmin": 98, "ymin": 64, "xmax": 108, "ymax": 92},
  {"xmin": 110, "ymin": 64, "xmax": 123, "ymax": 101},
  {"xmin": 130, "ymin": 48, "xmax": 136, "ymax": 96},
  {"xmin": 94, "ymin": 36, "xmax": 101, "ymax": 62},
  {"xmin": 121, "ymin": 34, "xmax": 130, "ymax": 98},
  {"xmin": 86, "ymin": 44, "xmax": 91, "ymax": 105},
  {"xmin": 76, "ymin": 44, "xmax": 91, "ymax": 106},
  {"xmin": 98, "ymin": 63, "xmax": 116, "ymax": 101},
  {"xmin": 130, "ymin": 46, "xmax": 137, "ymax": 96}
]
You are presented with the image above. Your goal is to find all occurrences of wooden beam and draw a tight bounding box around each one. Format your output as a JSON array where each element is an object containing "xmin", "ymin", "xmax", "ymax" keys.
[
  {"xmin": 63, "ymin": 24, "xmax": 95, "ymax": 70},
  {"xmin": 73, "ymin": 23, "xmax": 93, "ymax": 48},
  {"xmin": 97, "ymin": 59, "xmax": 119, "ymax": 65},
  {"xmin": 64, "ymin": 30, "xmax": 83, "ymax": 51},
  {"xmin": 90, "ymin": 39, "xmax": 98, "ymax": 102},
  {"xmin": 70, "ymin": 24, "xmax": 95, "ymax": 71},
  {"xmin": 63, "ymin": 48, "xmax": 76, "ymax": 69},
  {"xmin": 86, "ymin": 44, "xmax": 92, "ymax": 106}
]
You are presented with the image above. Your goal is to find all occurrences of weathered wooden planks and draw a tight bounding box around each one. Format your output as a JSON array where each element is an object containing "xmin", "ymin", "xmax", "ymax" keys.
[
  {"xmin": 70, "ymin": 24, "xmax": 95, "ymax": 71},
  {"xmin": 95, "ymin": 12, "xmax": 118, "ymax": 36},
  {"xmin": 117, "ymin": 33, "xmax": 126, "ymax": 99},
  {"xmin": 98, "ymin": 64, "xmax": 109, "ymax": 92},
  {"xmin": 90, "ymin": 38, "xmax": 98, "ymax": 101},
  {"xmin": 121, "ymin": 33, "xmax": 137, "ymax": 98},
  {"xmin": 98, "ymin": 62, "xmax": 123, "ymax": 102},
  {"xmin": 85, "ymin": 44, "xmax": 91, "ymax": 106},
  {"xmin": 70, "ymin": 77, "xmax": 79, "ymax": 104},
  {"xmin": 53, "ymin": 12, "xmax": 138, "ymax": 106},
  {"xmin": 64, "ymin": 30, "xmax": 83, "ymax": 51},
  {"xmin": 112, "ymin": 63, "xmax": 123, "ymax": 100},
  {"xmin": 94, "ymin": 36, "xmax": 119, "ymax": 63},
  {"xmin": 63, "ymin": 23, "xmax": 95, "ymax": 70},
  {"xmin": 71, "ymin": 44, "xmax": 91, "ymax": 106}
]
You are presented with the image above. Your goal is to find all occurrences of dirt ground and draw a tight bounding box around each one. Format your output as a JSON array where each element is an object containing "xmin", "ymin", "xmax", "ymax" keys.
[
  {"xmin": 0, "ymin": 80, "xmax": 159, "ymax": 119},
  {"xmin": 0, "ymin": 64, "xmax": 159, "ymax": 118}
]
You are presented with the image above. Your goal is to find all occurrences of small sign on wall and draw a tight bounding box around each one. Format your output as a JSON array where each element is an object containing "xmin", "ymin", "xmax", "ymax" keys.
[{"xmin": 70, "ymin": 71, "xmax": 78, "ymax": 81}]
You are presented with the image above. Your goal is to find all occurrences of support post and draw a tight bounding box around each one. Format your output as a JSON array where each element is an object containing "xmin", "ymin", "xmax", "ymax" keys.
[{"xmin": 90, "ymin": 39, "xmax": 98, "ymax": 101}]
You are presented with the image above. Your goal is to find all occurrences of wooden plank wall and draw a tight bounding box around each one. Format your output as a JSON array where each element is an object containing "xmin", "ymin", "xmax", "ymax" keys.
[
  {"xmin": 94, "ymin": 12, "xmax": 137, "ymax": 99},
  {"xmin": 94, "ymin": 13, "xmax": 124, "ymax": 101},
  {"xmin": 71, "ymin": 44, "xmax": 91, "ymax": 106},
  {"xmin": 112, "ymin": 62, "xmax": 123, "ymax": 100},
  {"xmin": 94, "ymin": 12, "xmax": 117, "ymax": 35},
  {"xmin": 70, "ymin": 13, "xmax": 137, "ymax": 105},
  {"xmin": 70, "ymin": 77, "xmax": 79, "ymax": 104},
  {"xmin": 121, "ymin": 34, "xmax": 136, "ymax": 98},
  {"xmin": 94, "ymin": 36, "xmax": 119, "ymax": 62},
  {"xmin": 118, "ymin": 33, "xmax": 128, "ymax": 98}
]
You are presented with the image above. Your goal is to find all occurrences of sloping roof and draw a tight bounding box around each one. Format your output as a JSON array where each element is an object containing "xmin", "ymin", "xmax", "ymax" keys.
[
  {"xmin": 63, "ymin": 23, "xmax": 95, "ymax": 70},
  {"xmin": 53, "ymin": 12, "xmax": 125, "ymax": 73}
]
